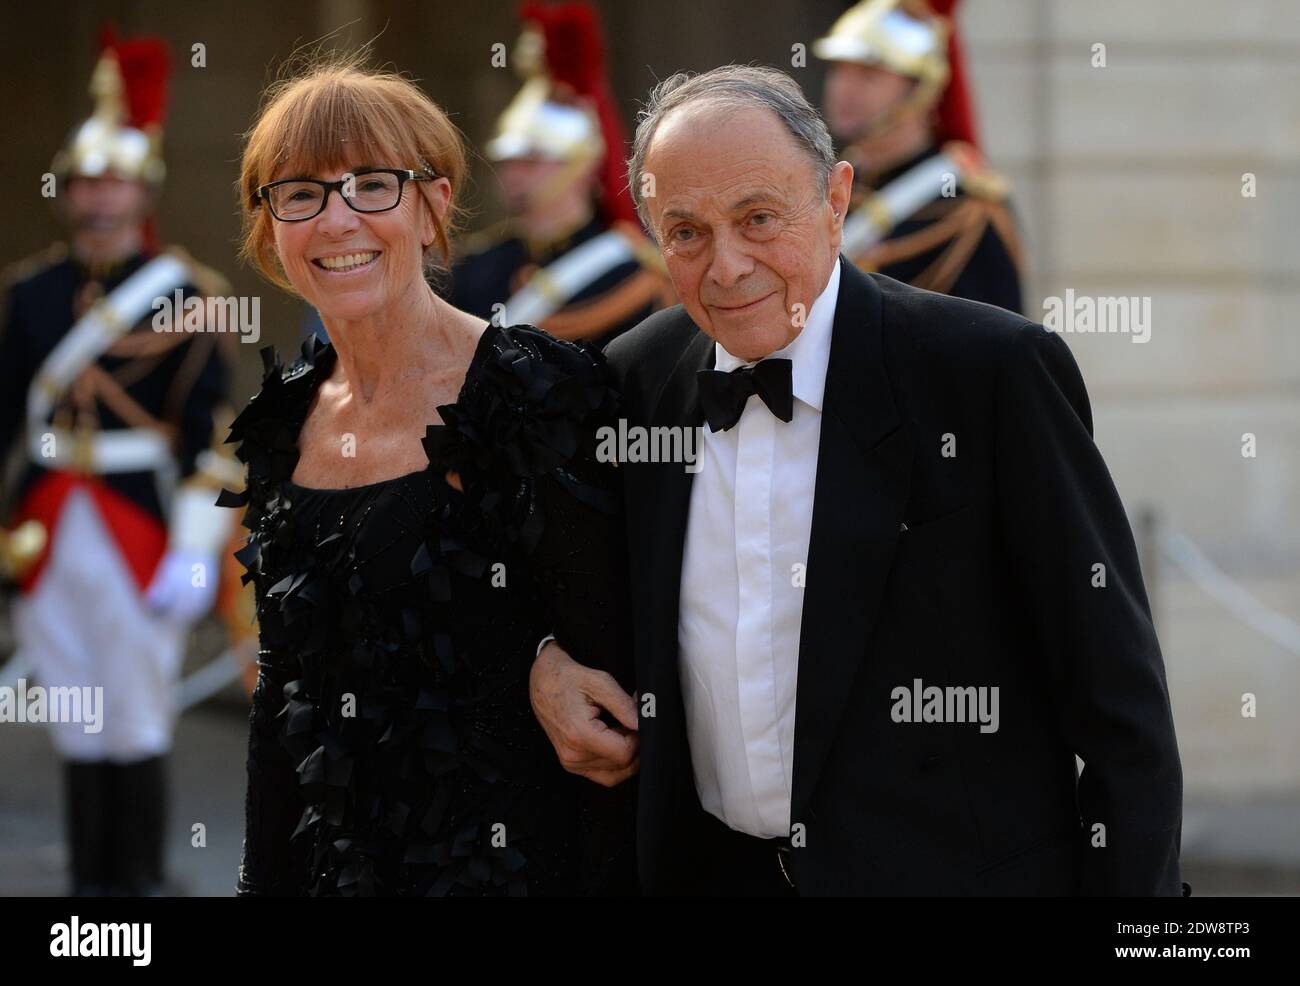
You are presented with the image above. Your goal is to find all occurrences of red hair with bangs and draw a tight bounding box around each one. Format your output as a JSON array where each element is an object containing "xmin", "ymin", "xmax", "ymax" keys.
[{"xmin": 238, "ymin": 49, "xmax": 467, "ymax": 293}]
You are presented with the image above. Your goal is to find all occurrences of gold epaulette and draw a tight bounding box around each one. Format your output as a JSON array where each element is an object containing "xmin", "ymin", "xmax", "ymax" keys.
[
  {"xmin": 0, "ymin": 243, "xmax": 68, "ymax": 343},
  {"xmin": 452, "ymin": 219, "xmax": 514, "ymax": 262},
  {"xmin": 942, "ymin": 140, "xmax": 1011, "ymax": 203},
  {"xmin": 164, "ymin": 245, "xmax": 232, "ymax": 297},
  {"xmin": 850, "ymin": 193, "xmax": 1024, "ymax": 294},
  {"xmin": 1, "ymin": 242, "xmax": 69, "ymax": 291}
]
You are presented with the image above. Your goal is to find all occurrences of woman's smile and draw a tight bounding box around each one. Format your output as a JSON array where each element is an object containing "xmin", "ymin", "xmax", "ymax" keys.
[{"xmin": 311, "ymin": 250, "xmax": 383, "ymax": 276}]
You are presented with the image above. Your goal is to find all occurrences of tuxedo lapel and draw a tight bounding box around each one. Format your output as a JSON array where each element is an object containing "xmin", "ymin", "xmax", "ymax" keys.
[
  {"xmin": 629, "ymin": 325, "xmax": 716, "ymax": 872},
  {"xmin": 640, "ymin": 328, "xmax": 714, "ymax": 669},
  {"xmin": 790, "ymin": 261, "xmax": 914, "ymax": 825}
]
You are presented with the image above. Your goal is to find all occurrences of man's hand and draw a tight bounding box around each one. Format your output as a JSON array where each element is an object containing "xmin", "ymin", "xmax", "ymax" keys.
[{"xmin": 529, "ymin": 640, "xmax": 639, "ymax": 787}]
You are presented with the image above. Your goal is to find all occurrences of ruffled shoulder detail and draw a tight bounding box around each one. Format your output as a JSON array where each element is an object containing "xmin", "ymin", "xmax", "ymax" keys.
[
  {"xmin": 216, "ymin": 335, "xmax": 337, "ymax": 509},
  {"xmin": 419, "ymin": 323, "xmax": 619, "ymax": 560},
  {"xmin": 425, "ymin": 322, "xmax": 618, "ymax": 487}
]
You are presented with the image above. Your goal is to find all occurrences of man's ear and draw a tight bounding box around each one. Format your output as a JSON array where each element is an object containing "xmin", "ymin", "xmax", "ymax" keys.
[
  {"xmin": 828, "ymin": 161, "xmax": 854, "ymax": 227},
  {"xmin": 826, "ymin": 161, "xmax": 854, "ymax": 255}
]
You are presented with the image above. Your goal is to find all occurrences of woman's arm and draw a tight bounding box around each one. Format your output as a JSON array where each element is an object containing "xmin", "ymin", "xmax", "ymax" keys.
[
  {"xmin": 433, "ymin": 323, "xmax": 633, "ymax": 683},
  {"xmin": 530, "ymin": 447, "xmax": 641, "ymax": 897},
  {"xmin": 431, "ymin": 323, "xmax": 640, "ymax": 894},
  {"xmin": 530, "ymin": 436, "xmax": 634, "ymax": 692}
]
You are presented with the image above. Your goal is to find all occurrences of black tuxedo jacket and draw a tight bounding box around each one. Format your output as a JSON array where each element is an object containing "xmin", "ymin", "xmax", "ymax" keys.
[{"xmin": 602, "ymin": 259, "xmax": 1184, "ymax": 896}]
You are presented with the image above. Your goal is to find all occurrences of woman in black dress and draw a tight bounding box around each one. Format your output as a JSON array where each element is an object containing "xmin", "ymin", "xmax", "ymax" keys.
[{"xmin": 225, "ymin": 57, "xmax": 635, "ymax": 896}]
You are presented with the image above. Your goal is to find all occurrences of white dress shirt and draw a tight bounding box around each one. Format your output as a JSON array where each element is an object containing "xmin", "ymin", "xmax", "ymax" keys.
[{"xmin": 678, "ymin": 258, "xmax": 841, "ymax": 839}]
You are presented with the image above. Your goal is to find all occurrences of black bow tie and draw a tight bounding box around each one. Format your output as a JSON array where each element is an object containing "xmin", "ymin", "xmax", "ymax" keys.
[{"xmin": 697, "ymin": 358, "xmax": 794, "ymax": 432}]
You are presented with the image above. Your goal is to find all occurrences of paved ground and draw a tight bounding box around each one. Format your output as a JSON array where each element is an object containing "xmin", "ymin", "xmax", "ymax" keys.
[
  {"xmin": 1, "ymin": 691, "xmax": 1297, "ymax": 896},
  {"xmin": 0, "ymin": 699, "xmax": 248, "ymax": 897}
]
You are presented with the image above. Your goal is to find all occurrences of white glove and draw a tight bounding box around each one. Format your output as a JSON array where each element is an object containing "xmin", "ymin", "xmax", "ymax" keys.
[{"xmin": 143, "ymin": 550, "xmax": 219, "ymax": 624}]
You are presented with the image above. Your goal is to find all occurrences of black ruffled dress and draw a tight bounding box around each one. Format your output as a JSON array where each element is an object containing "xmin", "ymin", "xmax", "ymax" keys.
[{"xmin": 222, "ymin": 324, "xmax": 635, "ymax": 896}]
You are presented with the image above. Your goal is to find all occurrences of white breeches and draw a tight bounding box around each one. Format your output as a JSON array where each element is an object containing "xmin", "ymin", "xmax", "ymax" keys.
[{"xmin": 11, "ymin": 487, "xmax": 185, "ymax": 761}]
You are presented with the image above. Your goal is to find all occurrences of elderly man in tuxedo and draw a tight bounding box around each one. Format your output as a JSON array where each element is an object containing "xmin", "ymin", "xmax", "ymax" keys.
[{"xmin": 529, "ymin": 64, "xmax": 1185, "ymax": 897}]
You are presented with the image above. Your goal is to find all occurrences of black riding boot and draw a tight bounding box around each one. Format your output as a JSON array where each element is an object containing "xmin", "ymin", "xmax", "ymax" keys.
[
  {"xmin": 62, "ymin": 758, "xmax": 114, "ymax": 896},
  {"xmin": 108, "ymin": 754, "xmax": 168, "ymax": 896}
]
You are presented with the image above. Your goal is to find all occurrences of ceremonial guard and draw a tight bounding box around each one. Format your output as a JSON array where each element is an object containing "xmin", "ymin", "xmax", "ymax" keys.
[
  {"xmin": 0, "ymin": 30, "xmax": 236, "ymax": 895},
  {"xmin": 449, "ymin": 2, "xmax": 674, "ymax": 347},
  {"xmin": 815, "ymin": 0, "xmax": 1023, "ymax": 311}
]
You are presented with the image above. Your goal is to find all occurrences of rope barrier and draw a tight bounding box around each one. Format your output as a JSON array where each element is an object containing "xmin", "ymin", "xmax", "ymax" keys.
[
  {"xmin": 4, "ymin": 526, "xmax": 1296, "ymax": 715},
  {"xmin": 1157, "ymin": 528, "xmax": 1300, "ymax": 657}
]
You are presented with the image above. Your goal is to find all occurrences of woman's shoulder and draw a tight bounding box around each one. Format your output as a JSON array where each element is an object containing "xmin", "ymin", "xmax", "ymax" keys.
[
  {"xmin": 429, "ymin": 322, "xmax": 617, "ymax": 481},
  {"xmin": 220, "ymin": 335, "xmax": 336, "ymax": 500},
  {"xmin": 228, "ymin": 335, "xmax": 333, "ymax": 437},
  {"xmin": 468, "ymin": 321, "xmax": 606, "ymax": 386}
]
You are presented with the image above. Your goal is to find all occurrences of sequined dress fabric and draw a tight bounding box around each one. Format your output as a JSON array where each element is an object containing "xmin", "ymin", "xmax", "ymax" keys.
[{"xmin": 223, "ymin": 324, "xmax": 635, "ymax": 896}]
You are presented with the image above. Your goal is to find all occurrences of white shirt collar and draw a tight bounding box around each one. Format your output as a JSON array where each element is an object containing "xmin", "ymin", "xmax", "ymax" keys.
[{"xmin": 713, "ymin": 257, "xmax": 841, "ymax": 413}]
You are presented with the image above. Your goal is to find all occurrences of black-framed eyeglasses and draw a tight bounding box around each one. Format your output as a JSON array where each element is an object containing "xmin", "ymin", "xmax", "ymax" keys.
[{"xmin": 255, "ymin": 168, "xmax": 434, "ymax": 222}]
